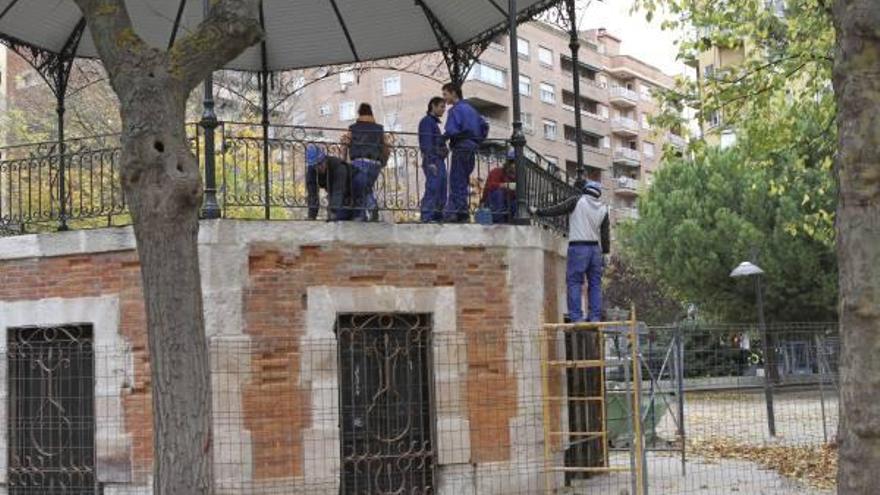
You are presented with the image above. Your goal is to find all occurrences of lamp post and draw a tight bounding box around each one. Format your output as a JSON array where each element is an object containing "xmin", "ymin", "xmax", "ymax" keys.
[{"xmin": 730, "ymin": 261, "xmax": 776, "ymax": 437}]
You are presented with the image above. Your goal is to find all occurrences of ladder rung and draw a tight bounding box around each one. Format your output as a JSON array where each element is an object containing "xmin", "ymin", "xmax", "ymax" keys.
[
  {"xmin": 549, "ymin": 466, "xmax": 630, "ymax": 473},
  {"xmin": 548, "ymin": 359, "xmax": 605, "ymax": 368},
  {"xmin": 547, "ymin": 396, "xmax": 605, "ymax": 402},
  {"xmin": 550, "ymin": 431, "xmax": 606, "ymax": 437}
]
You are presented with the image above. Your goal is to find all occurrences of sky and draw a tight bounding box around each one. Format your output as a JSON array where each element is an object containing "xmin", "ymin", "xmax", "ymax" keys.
[{"xmin": 580, "ymin": 0, "xmax": 689, "ymax": 76}]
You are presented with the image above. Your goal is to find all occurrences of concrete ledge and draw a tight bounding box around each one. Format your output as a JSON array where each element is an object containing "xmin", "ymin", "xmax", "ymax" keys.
[{"xmin": 0, "ymin": 220, "xmax": 568, "ymax": 261}]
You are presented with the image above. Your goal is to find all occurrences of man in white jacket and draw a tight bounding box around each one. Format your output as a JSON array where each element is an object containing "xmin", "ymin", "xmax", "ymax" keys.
[{"xmin": 531, "ymin": 178, "xmax": 610, "ymax": 322}]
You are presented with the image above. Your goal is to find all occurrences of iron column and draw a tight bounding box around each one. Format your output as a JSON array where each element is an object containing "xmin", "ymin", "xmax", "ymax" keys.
[
  {"xmin": 508, "ymin": 0, "xmax": 529, "ymax": 223},
  {"xmin": 56, "ymin": 89, "xmax": 68, "ymax": 231},
  {"xmin": 200, "ymin": 0, "xmax": 221, "ymax": 219},
  {"xmin": 565, "ymin": 0, "xmax": 585, "ymax": 181}
]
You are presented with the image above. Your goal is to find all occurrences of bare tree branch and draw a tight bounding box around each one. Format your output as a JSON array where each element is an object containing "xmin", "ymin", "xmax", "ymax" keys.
[{"xmin": 169, "ymin": 0, "xmax": 263, "ymax": 90}]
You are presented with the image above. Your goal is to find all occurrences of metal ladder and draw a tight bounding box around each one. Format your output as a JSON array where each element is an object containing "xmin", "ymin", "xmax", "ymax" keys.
[{"xmin": 540, "ymin": 310, "xmax": 647, "ymax": 495}]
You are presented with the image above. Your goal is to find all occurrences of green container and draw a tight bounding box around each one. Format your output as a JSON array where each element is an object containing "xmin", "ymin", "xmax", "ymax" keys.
[{"xmin": 605, "ymin": 391, "xmax": 671, "ymax": 446}]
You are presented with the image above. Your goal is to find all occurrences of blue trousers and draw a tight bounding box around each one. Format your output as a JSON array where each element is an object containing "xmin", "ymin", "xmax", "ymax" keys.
[
  {"xmin": 352, "ymin": 159, "xmax": 381, "ymax": 219},
  {"xmin": 421, "ymin": 160, "xmax": 447, "ymax": 222},
  {"xmin": 566, "ymin": 243, "xmax": 604, "ymax": 322},
  {"xmin": 486, "ymin": 189, "xmax": 516, "ymax": 224},
  {"xmin": 444, "ymin": 145, "xmax": 476, "ymax": 221}
]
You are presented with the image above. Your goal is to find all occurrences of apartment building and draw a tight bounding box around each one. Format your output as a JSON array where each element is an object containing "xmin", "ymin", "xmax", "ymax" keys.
[
  {"xmin": 690, "ymin": 0, "xmax": 787, "ymax": 147},
  {"xmin": 294, "ymin": 22, "xmax": 683, "ymax": 214}
]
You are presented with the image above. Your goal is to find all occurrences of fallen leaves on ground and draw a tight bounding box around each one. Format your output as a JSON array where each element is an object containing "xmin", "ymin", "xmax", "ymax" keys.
[{"xmin": 688, "ymin": 437, "xmax": 837, "ymax": 490}]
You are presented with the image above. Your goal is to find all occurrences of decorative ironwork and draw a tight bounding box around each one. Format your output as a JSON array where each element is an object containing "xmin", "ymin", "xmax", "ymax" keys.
[
  {"xmin": 7, "ymin": 325, "xmax": 96, "ymax": 494},
  {"xmin": 416, "ymin": 0, "xmax": 493, "ymax": 85},
  {"xmin": 0, "ymin": 122, "xmax": 584, "ymax": 235},
  {"xmin": 0, "ymin": 19, "xmax": 86, "ymax": 98},
  {"xmin": 336, "ymin": 313, "xmax": 434, "ymax": 495}
]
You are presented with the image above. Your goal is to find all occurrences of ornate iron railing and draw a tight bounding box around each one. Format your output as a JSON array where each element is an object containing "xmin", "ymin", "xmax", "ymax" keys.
[{"xmin": 0, "ymin": 123, "xmax": 579, "ymax": 236}]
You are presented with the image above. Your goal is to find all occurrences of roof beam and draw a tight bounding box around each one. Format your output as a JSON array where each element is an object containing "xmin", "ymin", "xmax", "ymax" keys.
[
  {"xmin": 329, "ymin": 0, "xmax": 359, "ymax": 62},
  {"xmin": 486, "ymin": 0, "xmax": 508, "ymax": 17},
  {"xmin": 167, "ymin": 0, "xmax": 189, "ymax": 49},
  {"xmin": 0, "ymin": 0, "xmax": 21, "ymax": 22}
]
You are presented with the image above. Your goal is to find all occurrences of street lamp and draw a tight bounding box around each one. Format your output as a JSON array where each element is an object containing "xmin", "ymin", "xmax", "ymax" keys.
[{"xmin": 730, "ymin": 261, "xmax": 776, "ymax": 437}]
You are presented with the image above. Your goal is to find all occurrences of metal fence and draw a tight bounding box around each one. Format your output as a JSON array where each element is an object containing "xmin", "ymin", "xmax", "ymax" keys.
[
  {"xmin": 0, "ymin": 321, "xmax": 838, "ymax": 494},
  {"xmin": 0, "ymin": 124, "xmax": 580, "ymax": 236}
]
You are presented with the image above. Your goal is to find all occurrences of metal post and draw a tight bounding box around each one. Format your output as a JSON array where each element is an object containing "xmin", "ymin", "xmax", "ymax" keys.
[
  {"xmin": 755, "ymin": 275, "xmax": 776, "ymax": 437},
  {"xmin": 261, "ymin": 70, "xmax": 271, "ymax": 220},
  {"xmin": 814, "ymin": 334, "xmax": 829, "ymax": 444},
  {"xmin": 200, "ymin": 0, "xmax": 221, "ymax": 219},
  {"xmin": 56, "ymin": 90, "xmax": 68, "ymax": 231},
  {"xmin": 673, "ymin": 322, "xmax": 686, "ymax": 476},
  {"xmin": 508, "ymin": 0, "xmax": 529, "ymax": 223},
  {"xmin": 565, "ymin": 0, "xmax": 585, "ymax": 180}
]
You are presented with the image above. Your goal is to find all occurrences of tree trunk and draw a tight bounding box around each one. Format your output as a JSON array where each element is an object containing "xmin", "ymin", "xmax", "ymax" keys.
[
  {"xmin": 832, "ymin": 0, "xmax": 880, "ymax": 492},
  {"xmin": 119, "ymin": 75, "xmax": 213, "ymax": 494}
]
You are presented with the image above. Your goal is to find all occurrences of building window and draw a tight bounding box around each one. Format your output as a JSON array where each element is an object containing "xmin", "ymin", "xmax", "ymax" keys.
[
  {"xmin": 319, "ymin": 104, "xmax": 333, "ymax": 116},
  {"xmin": 383, "ymin": 75, "xmax": 401, "ymax": 96},
  {"xmin": 599, "ymin": 104, "xmax": 609, "ymax": 119},
  {"xmin": 542, "ymin": 119, "xmax": 557, "ymax": 141},
  {"xmin": 522, "ymin": 112, "xmax": 534, "ymax": 134},
  {"xmin": 641, "ymin": 113, "xmax": 651, "ymax": 129},
  {"xmin": 384, "ymin": 111, "xmax": 403, "ymax": 132},
  {"xmin": 540, "ymin": 82, "xmax": 556, "ymax": 104},
  {"xmin": 538, "ymin": 46, "xmax": 554, "ymax": 67},
  {"xmin": 703, "ymin": 64, "xmax": 715, "ymax": 80},
  {"xmin": 519, "ymin": 75, "xmax": 532, "ymax": 97},
  {"xmin": 490, "ymin": 36, "xmax": 506, "ymax": 51},
  {"xmin": 707, "ymin": 110, "xmax": 722, "ymax": 128},
  {"xmin": 643, "ymin": 141, "xmax": 655, "ymax": 157},
  {"xmin": 339, "ymin": 101, "xmax": 356, "ymax": 121},
  {"xmin": 517, "ymin": 37, "xmax": 530, "ymax": 59},
  {"xmin": 339, "ymin": 70, "xmax": 355, "ymax": 86},
  {"xmin": 8, "ymin": 325, "xmax": 96, "ymax": 493},
  {"xmin": 467, "ymin": 62, "xmax": 507, "ymax": 88},
  {"xmin": 597, "ymin": 74, "xmax": 608, "ymax": 88},
  {"xmin": 640, "ymin": 83, "xmax": 653, "ymax": 101}
]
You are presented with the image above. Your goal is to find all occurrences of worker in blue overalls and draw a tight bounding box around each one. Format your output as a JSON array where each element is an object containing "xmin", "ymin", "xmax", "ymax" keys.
[
  {"xmin": 441, "ymin": 83, "xmax": 488, "ymax": 223},
  {"xmin": 418, "ymin": 96, "xmax": 448, "ymax": 222}
]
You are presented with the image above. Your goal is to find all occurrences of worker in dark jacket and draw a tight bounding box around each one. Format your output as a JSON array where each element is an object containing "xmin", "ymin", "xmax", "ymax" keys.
[
  {"xmin": 442, "ymin": 83, "xmax": 488, "ymax": 223},
  {"xmin": 531, "ymin": 174, "xmax": 610, "ymax": 322},
  {"xmin": 418, "ymin": 97, "xmax": 448, "ymax": 222},
  {"xmin": 341, "ymin": 103, "xmax": 393, "ymax": 221},
  {"xmin": 306, "ymin": 144, "xmax": 354, "ymax": 221},
  {"xmin": 480, "ymin": 150, "xmax": 517, "ymax": 223}
]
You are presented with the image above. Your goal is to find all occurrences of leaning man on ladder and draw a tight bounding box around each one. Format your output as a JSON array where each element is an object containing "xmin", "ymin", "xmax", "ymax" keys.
[{"xmin": 531, "ymin": 178, "xmax": 610, "ymax": 322}]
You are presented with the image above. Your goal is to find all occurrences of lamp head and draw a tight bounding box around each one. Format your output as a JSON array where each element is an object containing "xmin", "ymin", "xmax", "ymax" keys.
[{"xmin": 730, "ymin": 261, "xmax": 764, "ymax": 278}]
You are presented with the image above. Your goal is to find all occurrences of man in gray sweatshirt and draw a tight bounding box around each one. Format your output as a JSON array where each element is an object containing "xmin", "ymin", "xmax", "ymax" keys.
[{"xmin": 531, "ymin": 177, "xmax": 610, "ymax": 322}]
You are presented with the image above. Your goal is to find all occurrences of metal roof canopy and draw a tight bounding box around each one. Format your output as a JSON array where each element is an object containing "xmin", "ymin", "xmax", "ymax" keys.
[{"xmin": 0, "ymin": 0, "xmax": 558, "ymax": 74}]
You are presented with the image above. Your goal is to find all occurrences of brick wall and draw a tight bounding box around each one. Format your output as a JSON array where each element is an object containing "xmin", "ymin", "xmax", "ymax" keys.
[
  {"xmin": 243, "ymin": 243, "xmax": 519, "ymax": 479},
  {"xmin": 0, "ymin": 223, "xmax": 566, "ymax": 489},
  {"xmin": 0, "ymin": 250, "xmax": 154, "ymax": 479}
]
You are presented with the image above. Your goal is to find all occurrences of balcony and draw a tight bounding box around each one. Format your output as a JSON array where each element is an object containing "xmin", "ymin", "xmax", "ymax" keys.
[
  {"xmin": 609, "ymin": 86, "xmax": 639, "ymax": 108},
  {"xmin": 667, "ymin": 133, "xmax": 687, "ymax": 149},
  {"xmin": 614, "ymin": 176, "xmax": 640, "ymax": 196},
  {"xmin": 611, "ymin": 117, "xmax": 639, "ymax": 137},
  {"xmin": 612, "ymin": 147, "xmax": 641, "ymax": 167}
]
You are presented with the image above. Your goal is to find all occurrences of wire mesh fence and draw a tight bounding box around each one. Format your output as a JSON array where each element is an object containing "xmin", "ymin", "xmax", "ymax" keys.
[{"xmin": 0, "ymin": 321, "xmax": 838, "ymax": 494}]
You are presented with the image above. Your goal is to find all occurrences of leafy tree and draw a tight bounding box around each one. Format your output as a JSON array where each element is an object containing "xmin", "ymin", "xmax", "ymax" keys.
[
  {"xmin": 603, "ymin": 254, "xmax": 684, "ymax": 325},
  {"xmin": 620, "ymin": 137, "xmax": 837, "ymax": 322}
]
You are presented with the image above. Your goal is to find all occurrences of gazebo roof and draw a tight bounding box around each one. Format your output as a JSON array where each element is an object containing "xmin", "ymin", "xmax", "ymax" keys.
[{"xmin": 0, "ymin": 0, "xmax": 558, "ymax": 72}]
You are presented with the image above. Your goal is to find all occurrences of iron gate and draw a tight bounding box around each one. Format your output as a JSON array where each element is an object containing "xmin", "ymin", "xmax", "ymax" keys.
[
  {"xmin": 336, "ymin": 313, "xmax": 434, "ymax": 495},
  {"xmin": 7, "ymin": 325, "xmax": 97, "ymax": 494}
]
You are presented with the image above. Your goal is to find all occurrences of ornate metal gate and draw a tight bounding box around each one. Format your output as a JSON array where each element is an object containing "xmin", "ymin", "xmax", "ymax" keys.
[
  {"xmin": 7, "ymin": 325, "xmax": 96, "ymax": 494},
  {"xmin": 336, "ymin": 313, "xmax": 434, "ymax": 495}
]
